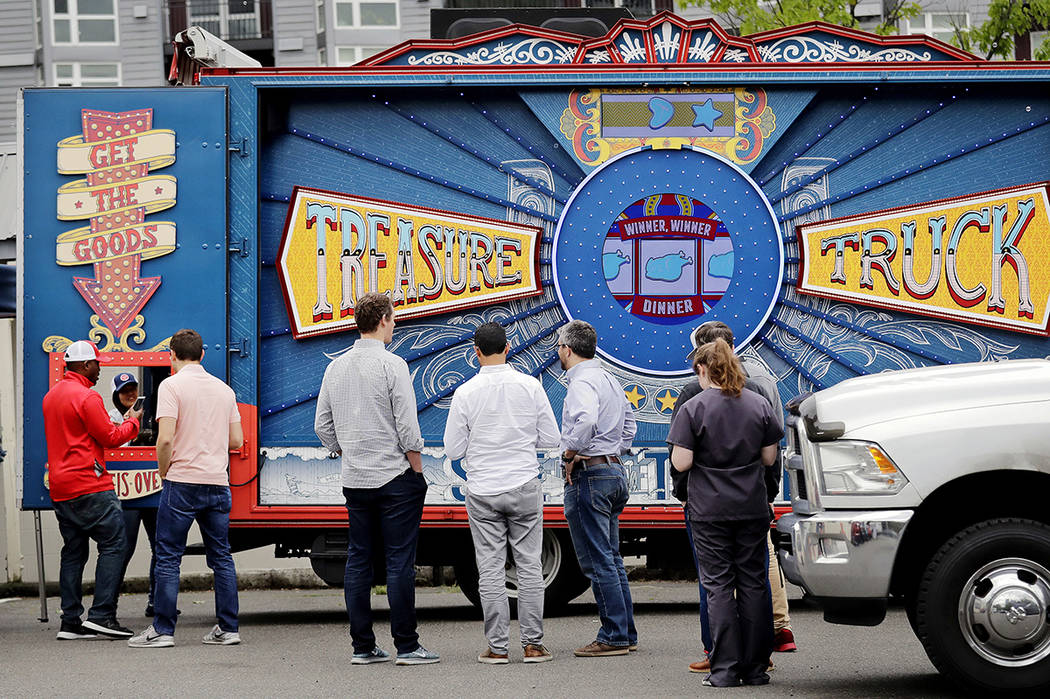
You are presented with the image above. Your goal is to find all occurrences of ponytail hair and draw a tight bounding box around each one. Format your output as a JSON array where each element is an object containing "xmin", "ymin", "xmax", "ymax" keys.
[{"xmin": 692, "ymin": 337, "xmax": 746, "ymax": 397}]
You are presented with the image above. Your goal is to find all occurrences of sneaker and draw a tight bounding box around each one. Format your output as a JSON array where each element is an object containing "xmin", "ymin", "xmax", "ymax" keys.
[
  {"xmin": 688, "ymin": 657, "xmax": 710, "ymax": 673},
  {"xmin": 478, "ymin": 648, "xmax": 509, "ymax": 664},
  {"xmin": 573, "ymin": 641, "xmax": 629, "ymax": 657},
  {"xmin": 352, "ymin": 647, "xmax": 391, "ymax": 665},
  {"xmin": 702, "ymin": 676, "xmax": 742, "ymax": 687},
  {"xmin": 82, "ymin": 618, "xmax": 133, "ymax": 639},
  {"xmin": 523, "ymin": 644, "xmax": 553, "ymax": 663},
  {"xmin": 395, "ymin": 645, "xmax": 440, "ymax": 665},
  {"xmin": 628, "ymin": 644, "xmax": 638, "ymax": 652},
  {"xmin": 127, "ymin": 625, "xmax": 175, "ymax": 648},
  {"xmin": 772, "ymin": 627, "xmax": 797, "ymax": 652},
  {"xmin": 56, "ymin": 620, "xmax": 98, "ymax": 641},
  {"xmin": 202, "ymin": 624, "xmax": 241, "ymax": 645}
]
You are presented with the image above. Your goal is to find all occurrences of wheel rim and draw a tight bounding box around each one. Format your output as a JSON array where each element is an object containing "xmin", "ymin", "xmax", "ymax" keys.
[
  {"xmin": 957, "ymin": 556, "xmax": 1050, "ymax": 667},
  {"xmin": 504, "ymin": 530, "xmax": 562, "ymax": 599}
]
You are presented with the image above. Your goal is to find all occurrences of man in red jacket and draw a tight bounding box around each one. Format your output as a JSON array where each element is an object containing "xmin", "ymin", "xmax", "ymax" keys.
[{"xmin": 43, "ymin": 340, "xmax": 141, "ymax": 640}]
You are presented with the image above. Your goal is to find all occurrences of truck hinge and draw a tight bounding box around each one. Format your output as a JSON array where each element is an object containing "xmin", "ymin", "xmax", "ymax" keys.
[
  {"xmin": 228, "ymin": 338, "xmax": 250, "ymax": 358},
  {"xmin": 228, "ymin": 237, "xmax": 249, "ymax": 257},
  {"xmin": 228, "ymin": 136, "xmax": 249, "ymax": 157}
]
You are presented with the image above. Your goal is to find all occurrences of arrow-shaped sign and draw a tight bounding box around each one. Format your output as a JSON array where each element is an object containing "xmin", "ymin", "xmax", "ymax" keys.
[{"xmin": 55, "ymin": 108, "xmax": 177, "ymax": 338}]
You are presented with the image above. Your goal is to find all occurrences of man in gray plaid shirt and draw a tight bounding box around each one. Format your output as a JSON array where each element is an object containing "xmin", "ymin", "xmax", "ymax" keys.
[{"xmin": 314, "ymin": 292, "xmax": 439, "ymax": 666}]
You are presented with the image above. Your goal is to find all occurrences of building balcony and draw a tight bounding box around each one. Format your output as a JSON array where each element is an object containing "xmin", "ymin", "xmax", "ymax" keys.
[{"xmin": 164, "ymin": 0, "xmax": 273, "ymax": 47}]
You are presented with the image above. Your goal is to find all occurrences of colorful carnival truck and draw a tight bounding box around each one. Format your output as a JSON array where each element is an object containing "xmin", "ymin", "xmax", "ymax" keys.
[{"xmin": 17, "ymin": 12, "xmax": 1050, "ymax": 626}]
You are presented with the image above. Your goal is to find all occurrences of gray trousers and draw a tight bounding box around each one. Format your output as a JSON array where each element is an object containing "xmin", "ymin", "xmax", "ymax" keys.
[{"xmin": 464, "ymin": 478, "xmax": 545, "ymax": 654}]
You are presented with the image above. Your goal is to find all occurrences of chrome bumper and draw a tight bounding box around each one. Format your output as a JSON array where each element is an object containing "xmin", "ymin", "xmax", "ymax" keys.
[{"xmin": 776, "ymin": 510, "xmax": 913, "ymax": 598}]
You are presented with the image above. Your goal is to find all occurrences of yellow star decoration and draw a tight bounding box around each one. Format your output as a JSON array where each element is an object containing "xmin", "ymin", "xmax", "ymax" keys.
[
  {"xmin": 655, "ymin": 389, "xmax": 679, "ymax": 414},
  {"xmin": 624, "ymin": 385, "xmax": 645, "ymax": 409}
]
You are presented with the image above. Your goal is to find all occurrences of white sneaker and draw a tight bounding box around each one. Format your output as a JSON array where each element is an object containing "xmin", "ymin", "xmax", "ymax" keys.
[
  {"xmin": 127, "ymin": 625, "xmax": 175, "ymax": 648},
  {"xmin": 202, "ymin": 624, "xmax": 241, "ymax": 645}
]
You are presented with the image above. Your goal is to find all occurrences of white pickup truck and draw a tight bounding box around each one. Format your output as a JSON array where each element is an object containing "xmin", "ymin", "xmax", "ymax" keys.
[{"xmin": 776, "ymin": 359, "xmax": 1050, "ymax": 693}]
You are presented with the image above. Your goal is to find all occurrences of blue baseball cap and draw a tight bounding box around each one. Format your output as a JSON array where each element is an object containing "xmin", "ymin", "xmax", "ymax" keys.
[{"xmin": 111, "ymin": 372, "xmax": 138, "ymax": 393}]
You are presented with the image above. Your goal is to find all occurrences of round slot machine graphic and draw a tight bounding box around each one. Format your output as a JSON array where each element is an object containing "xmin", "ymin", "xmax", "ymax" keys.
[
  {"xmin": 603, "ymin": 194, "xmax": 734, "ymax": 325},
  {"xmin": 553, "ymin": 146, "xmax": 783, "ymax": 376}
]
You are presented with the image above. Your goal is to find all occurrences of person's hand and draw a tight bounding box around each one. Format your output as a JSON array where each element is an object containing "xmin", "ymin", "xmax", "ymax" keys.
[
  {"xmin": 126, "ymin": 405, "xmax": 143, "ymax": 422},
  {"xmin": 563, "ymin": 455, "xmax": 582, "ymax": 485}
]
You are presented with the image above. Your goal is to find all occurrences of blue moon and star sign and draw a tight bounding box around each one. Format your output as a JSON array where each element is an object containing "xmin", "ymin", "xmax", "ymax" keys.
[{"xmin": 553, "ymin": 146, "xmax": 783, "ymax": 376}]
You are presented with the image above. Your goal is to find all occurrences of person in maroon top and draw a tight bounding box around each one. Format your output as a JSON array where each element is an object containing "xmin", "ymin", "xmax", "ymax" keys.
[{"xmin": 43, "ymin": 340, "xmax": 141, "ymax": 640}]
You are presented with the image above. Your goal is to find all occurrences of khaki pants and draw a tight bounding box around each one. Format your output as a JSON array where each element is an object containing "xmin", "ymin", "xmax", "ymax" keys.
[{"xmin": 768, "ymin": 531, "xmax": 790, "ymax": 631}]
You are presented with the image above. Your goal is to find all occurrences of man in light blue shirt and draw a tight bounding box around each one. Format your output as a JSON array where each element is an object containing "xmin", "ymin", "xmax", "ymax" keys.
[{"xmin": 557, "ymin": 319, "xmax": 638, "ymax": 657}]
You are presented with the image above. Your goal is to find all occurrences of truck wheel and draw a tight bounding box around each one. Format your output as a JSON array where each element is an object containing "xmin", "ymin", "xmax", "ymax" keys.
[
  {"xmin": 454, "ymin": 530, "xmax": 589, "ymax": 613},
  {"xmin": 915, "ymin": 518, "xmax": 1050, "ymax": 693}
]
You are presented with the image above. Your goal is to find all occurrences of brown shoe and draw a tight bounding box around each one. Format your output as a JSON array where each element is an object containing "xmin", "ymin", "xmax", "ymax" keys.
[
  {"xmin": 523, "ymin": 644, "xmax": 553, "ymax": 663},
  {"xmin": 573, "ymin": 641, "xmax": 629, "ymax": 657},
  {"xmin": 628, "ymin": 644, "xmax": 638, "ymax": 652},
  {"xmin": 688, "ymin": 658, "xmax": 710, "ymax": 673},
  {"xmin": 477, "ymin": 648, "xmax": 509, "ymax": 664}
]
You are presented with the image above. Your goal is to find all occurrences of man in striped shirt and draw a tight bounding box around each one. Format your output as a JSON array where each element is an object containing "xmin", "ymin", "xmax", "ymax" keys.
[{"xmin": 314, "ymin": 291, "xmax": 438, "ymax": 666}]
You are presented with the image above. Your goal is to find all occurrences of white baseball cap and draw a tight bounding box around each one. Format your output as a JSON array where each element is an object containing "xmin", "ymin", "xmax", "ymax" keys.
[{"xmin": 64, "ymin": 340, "xmax": 111, "ymax": 363}]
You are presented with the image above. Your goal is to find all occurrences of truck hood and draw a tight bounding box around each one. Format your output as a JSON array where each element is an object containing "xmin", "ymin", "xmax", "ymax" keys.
[{"xmin": 800, "ymin": 359, "xmax": 1050, "ymax": 437}]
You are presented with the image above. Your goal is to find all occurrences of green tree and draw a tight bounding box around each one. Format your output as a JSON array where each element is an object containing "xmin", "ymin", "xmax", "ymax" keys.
[
  {"xmin": 681, "ymin": 0, "xmax": 921, "ymax": 36},
  {"xmin": 952, "ymin": 0, "xmax": 1050, "ymax": 59}
]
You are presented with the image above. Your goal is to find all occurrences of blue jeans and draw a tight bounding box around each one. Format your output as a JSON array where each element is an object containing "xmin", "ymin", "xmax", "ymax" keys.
[
  {"xmin": 120, "ymin": 506, "xmax": 158, "ymax": 609},
  {"xmin": 53, "ymin": 490, "xmax": 127, "ymax": 624},
  {"xmin": 343, "ymin": 468, "xmax": 428, "ymax": 655},
  {"xmin": 564, "ymin": 464, "xmax": 637, "ymax": 647},
  {"xmin": 685, "ymin": 512, "xmax": 774, "ymax": 656},
  {"xmin": 154, "ymin": 481, "xmax": 239, "ymax": 635}
]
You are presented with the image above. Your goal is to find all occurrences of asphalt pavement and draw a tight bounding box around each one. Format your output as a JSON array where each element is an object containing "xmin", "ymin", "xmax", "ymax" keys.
[{"xmin": 0, "ymin": 582, "xmax": 968, "ymax": 697}]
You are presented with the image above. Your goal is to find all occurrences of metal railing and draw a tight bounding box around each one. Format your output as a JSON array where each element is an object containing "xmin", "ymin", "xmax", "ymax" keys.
[{"xmin": 164, "ymin": 0, "xmax": 273, "ymax": 42}]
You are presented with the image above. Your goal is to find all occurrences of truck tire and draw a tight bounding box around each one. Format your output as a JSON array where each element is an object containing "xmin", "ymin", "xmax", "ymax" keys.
[
  {"xmin": 454, "ymin": 529, "xmax": 590, "ymax": 613},
  {"xmin": 915, "ymin": 518, "xmax": 1050, "ymax": 693}
]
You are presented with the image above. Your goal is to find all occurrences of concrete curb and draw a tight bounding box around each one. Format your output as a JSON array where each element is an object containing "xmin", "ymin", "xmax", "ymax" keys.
[{"xmin": 0, "ymin": 567, "xmax": 329, "ymax": 598}]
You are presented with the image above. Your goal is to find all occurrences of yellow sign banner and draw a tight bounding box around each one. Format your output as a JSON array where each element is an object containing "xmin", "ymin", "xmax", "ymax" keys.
[
  {"xmin": 796, "ymin": 183, "xmax": 1050, "ymax": 336},
  {"xmin": 278, "ymin": 187, "xmax": 544, "ymax": 339}
]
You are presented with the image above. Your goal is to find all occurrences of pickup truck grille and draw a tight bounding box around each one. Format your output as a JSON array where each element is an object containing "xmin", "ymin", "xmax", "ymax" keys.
[
  {"xmin": 784, "ymin": 416, "xmax": 813, "ymax": 513},
  {"xmin": 795, "ymin": 467, "xmax": 808, "ymax": 501}
]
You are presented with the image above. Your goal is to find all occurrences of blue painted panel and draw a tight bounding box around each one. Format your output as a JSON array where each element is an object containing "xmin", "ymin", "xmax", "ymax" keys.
[
  {"xmin": 217, "ymin": 78, "xmax": 1050, "ymax": 476},
  {"xmin": 22, "ymin": 87, "xmax": 227, "ymax": 509}
]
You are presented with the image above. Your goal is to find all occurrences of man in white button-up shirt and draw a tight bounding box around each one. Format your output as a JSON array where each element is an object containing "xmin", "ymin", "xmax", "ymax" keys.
[{"xmin": 443, "ymin": 322, "xmax": 560, "ymax": 665}]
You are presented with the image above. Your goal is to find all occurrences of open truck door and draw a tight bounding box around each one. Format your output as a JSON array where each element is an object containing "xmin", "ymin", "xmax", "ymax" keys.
[{"xmin": 20, "ymin": 87, "xmax": 235, "ymax": 512}]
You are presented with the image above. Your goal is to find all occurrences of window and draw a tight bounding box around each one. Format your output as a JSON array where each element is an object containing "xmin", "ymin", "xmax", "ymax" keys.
[
  {"xmin": 53, "ymin": 0, "xmax": 118, "ymax": 44},
  {"xmin": 54, "ymin": 62, "xmax": 121, "ymax": 87},
  {"xmin": 334, "ymin": 1, "xmax": 397, "ymax": 28},
  {"xmin": 1031, "ymin": 30, "xmax": 1049, "ymax": 56},
  {"xmin": 335, "ymin": 46, "xmax": 385, "ymax": 65},
  {"xmin": 904, "ymin": 12, "xmax": 969, "ymax": 45},
  {"xmin": 316, "ymin": 0, "xmax": 325, "ymax": 33}
]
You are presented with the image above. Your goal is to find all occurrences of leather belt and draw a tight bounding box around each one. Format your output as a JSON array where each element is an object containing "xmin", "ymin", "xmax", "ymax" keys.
[{"xmin": 581, "ymin": 455, "xmax": 621, "ymax": 467}]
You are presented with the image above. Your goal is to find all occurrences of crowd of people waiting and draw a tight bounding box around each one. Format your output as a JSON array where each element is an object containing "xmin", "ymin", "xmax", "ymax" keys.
[{"xmin": 42, "ymin": 292, "xmax": 796, "ymax": 686}]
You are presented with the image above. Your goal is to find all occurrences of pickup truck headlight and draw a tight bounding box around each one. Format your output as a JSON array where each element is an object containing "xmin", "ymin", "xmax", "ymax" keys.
[{"xmin": 815, "ymin": 440, "xmax": 908, "ymax": 495}]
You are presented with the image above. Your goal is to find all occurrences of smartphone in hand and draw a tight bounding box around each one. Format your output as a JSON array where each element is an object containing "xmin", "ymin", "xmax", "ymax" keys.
[{"xmin": 133, "ymin": 397, "xmax": 145, "ymax": 411}]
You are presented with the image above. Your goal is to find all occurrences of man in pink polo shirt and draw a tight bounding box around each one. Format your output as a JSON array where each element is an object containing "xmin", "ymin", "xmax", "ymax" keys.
[{"xmin": 128, "ymin": 328, "xmax": 244, "ymax": 648}]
